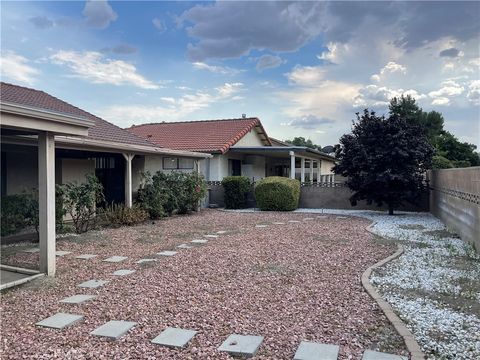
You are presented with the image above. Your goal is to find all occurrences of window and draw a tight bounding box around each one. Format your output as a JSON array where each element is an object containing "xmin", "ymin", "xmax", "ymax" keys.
[{"xmin": 163, "ymin": 157, "xmax": 195, "ymax": 170}]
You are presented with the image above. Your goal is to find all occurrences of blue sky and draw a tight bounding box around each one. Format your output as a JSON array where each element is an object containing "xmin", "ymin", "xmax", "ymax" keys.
[{"xmin": 1, "ymin": 1, "xmax": 479, "ymax": 147}]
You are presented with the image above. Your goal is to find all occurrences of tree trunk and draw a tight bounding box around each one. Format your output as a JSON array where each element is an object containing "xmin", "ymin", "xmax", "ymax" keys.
[{"xmin": 388, "ymin": 203, "xmax": 394, "ymax": 215}]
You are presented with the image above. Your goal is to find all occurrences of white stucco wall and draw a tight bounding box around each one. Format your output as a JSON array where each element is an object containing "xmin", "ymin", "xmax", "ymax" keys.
[
  {"xmin": 232, "ymin": 129, "xmax": 264, "ymax": 147},
  {"xmin": 61, "ymin": 159, "xmax": 95, "ymax": 184},
  {"xmin": 208, "ymin": 155, "xmax": 228, "ymax": 181},
  {"xmin": 5, "ymin": 151, "xmax": 38, "ymax": 195},
  {"xmin": 321, "ymin": 159, "xmax": 335, "ymax": 174},
  {"xmin": 241, "ymin": 155, "xmax": 265, "ymax": 181}
]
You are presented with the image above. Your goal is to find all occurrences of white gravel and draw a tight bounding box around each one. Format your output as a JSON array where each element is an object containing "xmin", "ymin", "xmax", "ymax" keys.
[{"xmin": 293, "ymin": 208, "xmax": 480, "ymax": 359}]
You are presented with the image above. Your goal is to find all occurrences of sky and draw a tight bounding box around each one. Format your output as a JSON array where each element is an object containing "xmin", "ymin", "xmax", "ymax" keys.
[{"xmin": 1, "ymin": 1, "xmax": 479, "ymax": 147}]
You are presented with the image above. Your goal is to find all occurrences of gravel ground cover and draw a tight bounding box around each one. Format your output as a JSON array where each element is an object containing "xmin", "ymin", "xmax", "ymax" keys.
[
  {"xmin": 0, "ymin": 210, "xmax": 406, "ymax": 359},
  {"xmin": 292, "ymin": 208, "xmax": 480, "ymax": 359}
]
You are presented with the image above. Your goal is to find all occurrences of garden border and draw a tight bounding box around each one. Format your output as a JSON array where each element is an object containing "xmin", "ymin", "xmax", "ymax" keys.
[{"xmin": 363, "ymin": 222, "xmax": 425, "ymax": 360}]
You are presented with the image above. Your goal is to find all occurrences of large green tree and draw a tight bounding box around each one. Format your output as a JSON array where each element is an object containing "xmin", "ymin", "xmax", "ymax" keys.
[
  {"xmin": 285, "ymin": 137, "xmax": 321, "ymax": 150},
  {"xmin": 389, "ymin": 95, "xmax": 479, "ymax": 167},
  {"xmin": 334, "ymin": 110, "xmax": 434, "ymax": 215}
]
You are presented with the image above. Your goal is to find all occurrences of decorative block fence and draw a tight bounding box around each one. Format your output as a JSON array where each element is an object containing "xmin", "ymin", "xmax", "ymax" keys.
[{"xmin": 428, "ymin": 167, "xmax": 480, "ymax": 251}]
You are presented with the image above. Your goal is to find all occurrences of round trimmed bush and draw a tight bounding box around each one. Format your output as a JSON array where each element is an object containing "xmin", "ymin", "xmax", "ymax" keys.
[
  {"xmin": 255, "ymin": 176, "xmax": 300, "ymax": 211},
  {"xmin": 222, "ymin": 176, "xmax": 252, "ymax": 209}
]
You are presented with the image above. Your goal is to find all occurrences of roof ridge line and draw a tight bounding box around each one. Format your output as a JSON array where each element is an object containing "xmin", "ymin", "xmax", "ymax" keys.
[{"xmin": 127, "ymin": 117, "xmax": 260, "ymax": 129}]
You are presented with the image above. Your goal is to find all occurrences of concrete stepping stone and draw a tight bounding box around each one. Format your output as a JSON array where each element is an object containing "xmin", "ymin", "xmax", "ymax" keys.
[
  {"xmin": 78, "ymin": 279, "xmax": 108, "ymax": 288},
  {"xmin": 60, "ymin": 294, "xmax": 96, "ymax": 304},
  {"xmin": 151, "ymin": 327, "xmax": 197, "ymax": 348},
  {"xmin": 90, "ymin": 320, "xmax": 136, "ymax": 340},
  {"xmin": 76, "ymin": 254, "xmax": 98, "ymax": 260},
  {"xmin": 273, "ymin": 222, "xmax": 285, "ymax": 225},
  {"xmin": 23, "ymin": 247, "xmax": 40, "ymax": 253},
  {"xmin": 36, "ymin": 313, "xmax": 83, "ymax": 329},
  {"xmin": 288, "ymin": 220, "xmax": 301, "ymax": 223},
  {"xmin": 191, "ymin": 239, "xmax": 208, "ymax": 244},
  {"xmin": 177, "ymin": 244, "xmax": 193, "ymax": 249},
  {"xmin": 255, "ymin": 225, "xmax": 268, "ymax": 228},
  {"xmin": 294, "ymin": 341, "xmax": 339, "ymax": 360},
  {"xmin": 218, "ymin": 334, "xmax": 264, "ymax": 358},
  {"xmin": 136, "ymin": 258, "xmax": 157, "ymax": 264},
  {"xmin": 362, "ymin": 350, "xmax": 407, "ymax": 360},
  {"xmin": 303, "ymin": 218, "xmax": 314, "ymax": 221},
  {"xmin": 336, "ymin": 216, "xmax": 348, "ymax": 219},
  {"xmin": 157, "ymin": 251, "xmax": 177, "ymax": 256},
  {"xmin": 103, "ymin": 256, "xmax": 128, "ymax": 263},
  {"xmin": 112, "ymin": 269, "xmax": 136, "ymax": 276},
  {"xmin": 204, "ymin": 234, "xmax": 218, "ymax": 238},
  {"xmin": 216, "ymin": 231, "xmax": 227, "ymax": 234},
  {"xmin": 316, "ymin": 216, "xmax": 328, "ymax": 219},
  {"xmin": 56, "ymin": 251, "xmax": 72, "ymax": 257}
]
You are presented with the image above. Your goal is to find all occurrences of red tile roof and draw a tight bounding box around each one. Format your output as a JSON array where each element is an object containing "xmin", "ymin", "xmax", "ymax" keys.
[
  {"xmin": 127, "ymin": 118, "xmax": 271, "ymax": 154},
  {"xmin": 0, "ymin": 82, "xmax": 154, "ymax": 147}
]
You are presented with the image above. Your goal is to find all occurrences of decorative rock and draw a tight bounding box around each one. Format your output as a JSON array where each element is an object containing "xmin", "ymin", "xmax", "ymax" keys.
[
  {"xmin": 177, "ymin": 244, "xmax": 193, "ymax": 249},
  {"xmin": 23, "ymin": 248, "xmax": 40, "ymax": 253},
  {"xmin": 218, "ymin": 334, "xmax": 264, "ymax": 358},
  {"xmin": 56, "ymin": 251, "xmax": 72, "ymax": 257},
  {"xmin": 36, "ymin": 313, "xmax": 83, "ymax": 329},
  {"xmin": 136, "ymin": 258, "xmax": 157, "ymax": 264},
  {"xmin": 362, "ymin": 350, "xmax": 407, "ymax": 360},
  {"xmin": 157, "ymin": 251, "xmax": 177, "ymax": 256},
  {"xmin": 204, "ymin": 235, "xmax": 218, "ymax": 238},
  {"xmin": 78, "ymin": 279, "xmax": 108, "ymax": 288},
  {"xmin": 112, "ymin": 269, "xmax": 136, "ymax": 276},
  {"xmin": 151, "ymin": 327, "xmax": 197, "ymax": 348},
  {"xmin": 191, "ymin": 239, "xmax": 208, "ymax": 244},
  {"xmin": 76, "ymin": 254, "xmax": 98, "ymax": 260},
  {"xmin": 60, "ymin": 295, "xmax": 96, "ymax": 304},
  {"xmin": 90, "ymin": 320, "xmax": 136, "ymax": 340},
  {"xmin": 103, "ymin": 256, "xmax": 128, "ymax": 263},
  {"xmin": 294, "ymin": 341, "xmax": 339, "ymax": 360}
]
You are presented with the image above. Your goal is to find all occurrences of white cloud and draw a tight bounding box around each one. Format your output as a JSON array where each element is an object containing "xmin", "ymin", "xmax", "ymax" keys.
[
  {"xmin": 354, "ymin": 85, "xmax": 426, "ymax": 108},
  {"xmin": 371, "ymin": 61, "xmax": 406, "ymax": 82},
  {"xmin": 192, "ymin": 62, "xmax": 240, "ymax": 75},
  {"xmin": 82, "ymin": 0, "xmax": 117, "ymax": 29},
  {"xmin": 50, "ymin": 50, "xmax": 159, "ymax": 89},
  {"xmin": 466, "ymin": 80, "xmax": 480, "ymax": 105},
  {"xmin": 317, "ymin": 42, "xmax": 350, "ymax": 64},
  {"xmin": 0, "ymin": 51, "xmax": 39, "ymax": 85},
  {"xmin": 255, "ymin": 54, "xmax": 283, "ymax": 71},
  {"xmin": 99, "ymin": 83, "xmax": 243, "ymax": 126},
  {"xmin": 286, "ymin": 65, "xmax": 326, "ymax": 86},
  {"xmin": 431, "ymin": 97, "xmax": 450, "ymax": 106},
  {"xmin": 428, "ymin": 80, "xmax": 464, "ymax": 102},
  {"xmin": 152, "ymin": 18, "xmax": 166, "ymax": 32},
  {"xmin": 283, "ymin": 114, "xmax": 334, "ymax": 129}
]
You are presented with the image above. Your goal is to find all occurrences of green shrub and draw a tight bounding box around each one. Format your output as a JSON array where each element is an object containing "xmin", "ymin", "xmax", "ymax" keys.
[
  {"xmin": 452, "ymin": 160, "xmax": 471, "ymax": 168},
  {"xmin": 61, "ymin": 174, "xmax": 104, "ymax": 233},
  {"xmin": 137, "ymin": 171, "xmax": 207, "ymax": 219},
  {"xmin": 255, "ymin": 176, "xmax": 300, "ymax": 211},
  {"xmin": 102, "ymin": 203, "xmax": 149, "ymax": 227},
  {"xmin": 0, "ymin": 193, "xmax": 37, "ymax": 236},
  {"xmin": 431, "ymin": 155, "xmax": 453, "ymax": 169},
  {"xmin": 222, "ymin": 176, "xmax": 252, "ymax": 209}
]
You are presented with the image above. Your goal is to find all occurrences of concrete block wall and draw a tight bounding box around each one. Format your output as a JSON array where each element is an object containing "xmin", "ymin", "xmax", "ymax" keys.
[{"xmin": 428, "ymin": 167, "xmax": 480, "ymax": 251}]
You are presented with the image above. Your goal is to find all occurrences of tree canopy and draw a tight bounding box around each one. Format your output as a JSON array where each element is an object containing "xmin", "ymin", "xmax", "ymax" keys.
[
  {"xmin": 285, "ymin": 137, "xmax": 321, "ymax": 150},
  {"xmin": 388, "ymin": 95, "xmax": 479, "ymax": 168},
  {"xmin": 334, "ymin": 110, "xmax": 433, "ymax": 215}
]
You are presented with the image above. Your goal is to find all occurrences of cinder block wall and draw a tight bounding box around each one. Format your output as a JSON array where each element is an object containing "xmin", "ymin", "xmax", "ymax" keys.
[{"xmin": 428, "ymin": 167, "xmax": 480, "ymax": 251}]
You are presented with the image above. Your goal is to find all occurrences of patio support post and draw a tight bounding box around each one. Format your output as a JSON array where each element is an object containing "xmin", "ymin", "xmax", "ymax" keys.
[
  {"xmin": 317, "ymin": 160, "xmax": 321, "ymax": 183},
  {"xmin": 310, "ymin": 160, "xmax": 314, "ymax": 184},
  {"xmin": 123, "ymin": 153, "xmax": 135, "ymax": 208},
  {"xmin": 289, "ymin": 151, "xmax": 295, "ymax": 179},
  {"xmin": 300, "ymin": 157, "xmax": 305, "ymax": 183},
  {"xmin": 38, "ymin": 131, "xmax": 56, "ymax": 276}
]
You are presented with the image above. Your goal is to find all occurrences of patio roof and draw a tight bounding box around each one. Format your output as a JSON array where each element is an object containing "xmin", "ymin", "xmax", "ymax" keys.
[{"xmin": 229, "ymin": 146, "xmax": 337, "ymax": 162}]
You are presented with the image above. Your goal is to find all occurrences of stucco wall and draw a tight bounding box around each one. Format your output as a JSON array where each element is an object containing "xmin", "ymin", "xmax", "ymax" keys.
[
  {"xmin": 61, "ymin": 158, "xmax": 95, "ymax": 184},
  {"xmin": 242, "ymin": 155, "xmax": 266, "ymax": 181},
  {"xmin": 232, "ymin": 129, "xmax": 264, "ymax": 147},
  {"xmin": 428, "ymin": 167, "xmax": 480, "ymax": 251},
  {"xmin": 321, "ymin": 159, "xmax": 335, "ymax": 174},
  {"xmin": 5, "ymin": 150, "xmax": 38, "ymax": 195}
]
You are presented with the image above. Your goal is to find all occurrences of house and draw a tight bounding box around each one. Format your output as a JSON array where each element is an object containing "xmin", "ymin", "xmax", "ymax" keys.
[
  {"xmin": 0, "ymin": 82, "xmax": 209, "ymax": 276},
  {"xmin": 127, "ymin": 118, "xmax": 336, "ymax": 183}
]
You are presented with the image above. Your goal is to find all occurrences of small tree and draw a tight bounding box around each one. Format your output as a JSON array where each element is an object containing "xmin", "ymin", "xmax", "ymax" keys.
[
  {"xmin": 334, "ymin": 110, "xmax": 434, "ymax": 215},
  {"xmin": 62, "ymin": 174, "xmax": 104, "ymax": 233}
]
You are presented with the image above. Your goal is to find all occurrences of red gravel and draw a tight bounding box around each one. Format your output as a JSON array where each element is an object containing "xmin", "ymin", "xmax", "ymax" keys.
[{"xmin": 0, "ymin": 210, "xmax": 406, "ymax": 359}]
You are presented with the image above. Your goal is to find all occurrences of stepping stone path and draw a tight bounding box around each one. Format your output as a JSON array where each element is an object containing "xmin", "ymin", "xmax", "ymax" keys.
[
  {"xmin": 191, "ymin": 239, "xmax": 208, "ymax": 244},
  {"xmin": 136, "ymin": 258, "xmax": 157, "ymax": 264},
  {"xmin": 336, "ymin": 216, "xmax": 348, "ymax": 219},
  {"xmin": 218, "ymin": 334, "xmax": 264, "ymax": 358},
  {"xmin": 157, "ymin": 251, "xmax": 177, "ymax": 256},
  {"xmin": 151, "ymin": 327, "xmax": 197, "ymax": 348},
  {"xmin": 303, "ymin": 218, "xmax": 314, "ymax": 221},
  {"xmin": 60, "ymin": 294, "xmax": 96, "ymax": 304},
  {"xmin": 23, "ymin": 248, "xmax": 40, "ymax": 253},
  {"xmin": 273, "ymin": 222, "xmax": 285, "ymax": 225},
  {"xmin": 90, "ymin": 320, "xmax": 136, "ymax": 340},
  {"xmin": 177, "ymin": 244, "xmax": 193, "ymax": 249},
  {"xmin": 103, "ymin": 256, "xmax": 128, "ymax": 263},
  {"xmin": 36, "ymin": 313, "xmax": 83, "ymax": 329},
  {"xmin": 76, "ymin": 254, "xmax": 98, "ymax": 260},
  {"xmin": 362, "ymin": 350, "xmax": 407, "ymax": 360},
  {"xmin": 216, "ymin": 231, "xmax": 227, "ymax": 234},
  {"xmin": 288, "ymin": 220, "xmax": 301, "ymax": 223},
  {"xmin": 255, "ymin": 225, "xmax": 268, "ymax": 228},
  {"xmin": 294, "ymin": 341, "xmax": 339, "ymax": 360},
  {"xmin": 56, "ymin": 251, "xmax": 72, "ymax": 257},
  {"xmin": 112, "ymin": 269, "xmax": 136, "ymax": 276},
  {"xmin": 78, "ymin": 279, "xmax": 108, "ymax": 288},
  {"xmin": 204, "ymin": 234, "xmax": 218, "ymax": 238},
  {"xmin": 317, "ymin": 216, "xmax": 328, "ymax": 219}
]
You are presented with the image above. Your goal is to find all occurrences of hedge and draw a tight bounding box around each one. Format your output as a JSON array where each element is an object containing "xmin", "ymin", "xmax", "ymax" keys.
[
  {"xmin": 222, "ymin": 176, "xmax": 251, "ymax": 209},
  {"xmin": 255, "ymin": 176, "xmax": 300, "ymax": 211}
]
